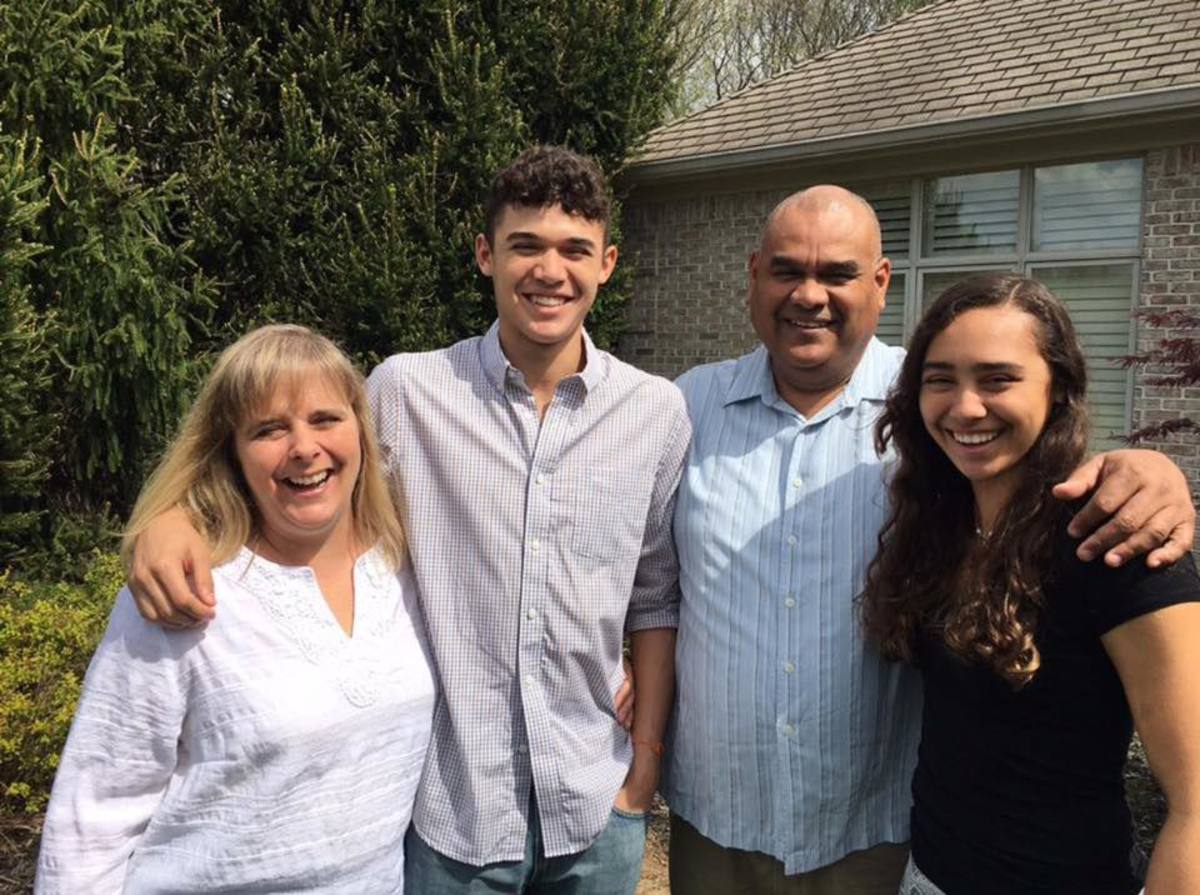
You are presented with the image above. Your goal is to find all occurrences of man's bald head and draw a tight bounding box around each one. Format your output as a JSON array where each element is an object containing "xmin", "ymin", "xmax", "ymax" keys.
[
  {"xmin": 760, "ymin": 185, "xmax": 883, "ymax": 260},
  {"xmin": 747, "ymin": 183, "xmax": 892, "ymax": 416}
]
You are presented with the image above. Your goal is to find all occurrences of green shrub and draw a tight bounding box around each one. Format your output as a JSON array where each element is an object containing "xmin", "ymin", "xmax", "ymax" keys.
[
  {"xmin": 30, "ymin": 503, "xmax": 123, "ymax": 583},
  {"xmin": 0, "ymin": 552, "xmax": 122, "ymax": 815}
]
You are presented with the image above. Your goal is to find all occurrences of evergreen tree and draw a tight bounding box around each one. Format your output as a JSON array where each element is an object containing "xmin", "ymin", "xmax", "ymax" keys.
[
  {"xmin": 0, "ymin": 0, "xmax": 684, "ymax": 552},
  {"xmin": 118, "ymin": 0, "xmax": 681, "ymax": 361},
  {"xmin": 0, "ymin": 133, "xmax": 53, "ymax": 564},
  {"xmin": 0, "ymin": 1, "xmax": 213, "ymax": 517}
]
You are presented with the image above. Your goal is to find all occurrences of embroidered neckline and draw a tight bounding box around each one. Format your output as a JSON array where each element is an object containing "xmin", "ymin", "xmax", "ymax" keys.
[{"xmin": 223, "ymin": 546, "xmax": 400, "ymax": 708}]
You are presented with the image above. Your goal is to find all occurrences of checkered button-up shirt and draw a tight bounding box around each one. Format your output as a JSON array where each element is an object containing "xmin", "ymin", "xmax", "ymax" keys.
[{"xmin": 366, "ymin": 323, "xmax": 689, "ymax": 865}]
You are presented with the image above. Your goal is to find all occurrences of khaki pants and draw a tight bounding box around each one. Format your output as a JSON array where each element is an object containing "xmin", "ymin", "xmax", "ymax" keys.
[{"xmin": 669, "ymin": 813, "xmax": 909, "ymax": 895}]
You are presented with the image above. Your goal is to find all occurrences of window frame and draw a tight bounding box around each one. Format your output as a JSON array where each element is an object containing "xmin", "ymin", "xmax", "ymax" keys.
[
  {"xmin": 863, "ymin": 156, "xmax": 1144, "ymax": 442},
  {"xmin": 874, "ymin": 158, "xmax": 1144, "ymax": 340}
]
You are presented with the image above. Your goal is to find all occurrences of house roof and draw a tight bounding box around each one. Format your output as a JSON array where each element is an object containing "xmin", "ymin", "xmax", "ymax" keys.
[{"xmin": 631, "ymin": 0, "xmax": 1200, "ymax": 173}]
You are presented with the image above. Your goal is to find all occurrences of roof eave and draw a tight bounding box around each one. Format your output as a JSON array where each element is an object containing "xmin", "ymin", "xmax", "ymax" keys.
[{"xmin": 624, "ymin": 85, "xmax": 1200, "ymax": 185}]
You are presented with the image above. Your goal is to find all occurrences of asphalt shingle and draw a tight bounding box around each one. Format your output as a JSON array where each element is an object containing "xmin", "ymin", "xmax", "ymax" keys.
[{"xmin": 632, "ymin": 0, "xmax": 1200, "ymax": 166}]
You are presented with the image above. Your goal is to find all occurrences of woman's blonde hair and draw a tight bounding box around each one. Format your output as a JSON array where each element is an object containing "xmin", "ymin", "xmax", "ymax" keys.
[{"xmin": 121, "ymin": 324, "xmax": 406, "ymax": 570}]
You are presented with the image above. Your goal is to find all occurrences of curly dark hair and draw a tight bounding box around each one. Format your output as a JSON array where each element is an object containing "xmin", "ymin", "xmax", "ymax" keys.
[
  {"xmin": 859, "ymin": 273, "xmax": 1090, "ymax": 688},
  {"xmin": 483, "ymin": 145, "xmax": 611, "ymax": 243}
]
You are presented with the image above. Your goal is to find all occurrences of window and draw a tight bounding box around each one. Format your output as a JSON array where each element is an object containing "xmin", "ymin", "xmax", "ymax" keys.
[
  {"xmin": 863, "ymin": 158, "xmax": 1143, "ymax": 444},
  {"xmin": 922, "ymin": 170, "xmax": 1020, "ymax": 256},
  {"xmin": 878, "ymin": 272, "xmax": 906, "ymax": 345},
  {"xmin": 919, "ymin": 267, "xmax": 1013, "ymax": 311},
  {"xmin": 1033, "ymin": 160, "xmax": 1141, "ymax": 253},
  {"xmin": 1029, "ymin": 263, "xmax": 1136, "ymax": 450},
  {"xmin": 874, "ymin": 191, "xmax": 912, "ymax": 260}
]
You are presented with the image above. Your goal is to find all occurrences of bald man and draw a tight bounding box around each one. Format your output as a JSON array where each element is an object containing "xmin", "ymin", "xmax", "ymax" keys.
[{"xmin": 663, "ymin": 186, "xmax": 1195, "ymax": 893}]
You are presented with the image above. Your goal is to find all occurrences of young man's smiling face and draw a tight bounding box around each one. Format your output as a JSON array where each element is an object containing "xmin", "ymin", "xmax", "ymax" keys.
[{"xmin": 475, "ymin": 203, "xmax": 617, "ymax": 361}]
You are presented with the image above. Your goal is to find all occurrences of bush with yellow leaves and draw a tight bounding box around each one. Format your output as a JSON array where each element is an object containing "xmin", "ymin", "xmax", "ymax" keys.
[{"xmin": 0, "ymin": 552, "xmax": 122, "ymax": 814}]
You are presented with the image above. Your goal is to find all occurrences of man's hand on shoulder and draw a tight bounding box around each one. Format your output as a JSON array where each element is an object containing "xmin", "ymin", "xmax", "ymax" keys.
[
  {"xmin": 128, "ymin": 506, "xmax": 217, "ymax": 627},
  {"xmin": 1053, "ymin": 449, "xmax": 1196, "ymax": 569}
]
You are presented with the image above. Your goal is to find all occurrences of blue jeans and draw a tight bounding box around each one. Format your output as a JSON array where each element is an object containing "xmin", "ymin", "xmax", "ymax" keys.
[{"xmin": 404, "ymin": 802, "xmax": 647, "ymax": 894}]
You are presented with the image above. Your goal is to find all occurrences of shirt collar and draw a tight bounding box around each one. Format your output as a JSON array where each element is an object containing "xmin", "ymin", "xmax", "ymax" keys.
[
  {"xmin": 480, "ymin": 321, "xmax": 605, "ymax": 394},
  {"xmin": 842, "ymin": 338, "xmax": 896, "ymax": 404},
  {"xmin": 723, "ymin": 337, "xmax": 895, "ymax": 412},
  {"xmin": 724, "ymin": 344, "xmax": 776, "ymax": 406}
]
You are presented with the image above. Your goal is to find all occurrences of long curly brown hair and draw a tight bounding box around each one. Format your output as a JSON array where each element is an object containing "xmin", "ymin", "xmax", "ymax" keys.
[{"xmin": 860, "ymin": 274, "xmax": 1090, "ymax": 687}]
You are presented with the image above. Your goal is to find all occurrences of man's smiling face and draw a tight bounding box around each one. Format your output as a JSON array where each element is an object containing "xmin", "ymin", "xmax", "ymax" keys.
[
  {"xmin": 748, "ymin": 194, "xmax": 890, "ymax": 406},
  {"xmin": 476, "ymin": 202, "xmax": 617, "ymax": 358}
]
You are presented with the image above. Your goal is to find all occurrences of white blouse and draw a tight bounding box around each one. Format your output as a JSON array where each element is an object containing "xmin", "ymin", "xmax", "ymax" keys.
[{"xmin": 35, "ymin": 547, "xmax": 435, "ymax": 894}]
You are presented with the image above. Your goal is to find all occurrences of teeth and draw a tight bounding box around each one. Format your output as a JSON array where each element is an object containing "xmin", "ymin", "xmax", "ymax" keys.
[
  {"xmin": 529, "ymin": 295, "xmax": 567, "ymax": 307},
  {"xmin": 785, "ymin": 320, "xmax": 830, "ymax": 328},
  {"xmin": 951, "ymin": 431, "xmax": 1000, "ymax": 446},
  {"xmin": 287, "ymin": 471, "xmax": 330, "ymax": 486}
]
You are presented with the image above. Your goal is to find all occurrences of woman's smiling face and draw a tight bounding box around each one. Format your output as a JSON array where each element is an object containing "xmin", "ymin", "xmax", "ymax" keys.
[
  {"xmin": 919, "ymin": 304, "xmax": 1055, "ymax": 505},
  {"xmin": 234, "ymin": 372, "xmax": 362, "ymax": 555}
]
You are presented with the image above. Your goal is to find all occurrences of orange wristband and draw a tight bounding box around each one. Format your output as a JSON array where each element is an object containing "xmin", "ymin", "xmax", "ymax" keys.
[{"xmin": 632, "ymin": 739, "xmax": 664, "ymax": 757}]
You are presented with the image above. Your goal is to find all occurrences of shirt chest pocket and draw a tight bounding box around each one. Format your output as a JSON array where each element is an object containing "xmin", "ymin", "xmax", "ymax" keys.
[{"xmin": 553, "ymin": 469, "xmax": 650, "ymax": 564}]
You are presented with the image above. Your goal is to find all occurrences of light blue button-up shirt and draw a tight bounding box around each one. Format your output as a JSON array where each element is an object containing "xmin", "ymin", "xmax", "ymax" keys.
[{"xmin": 664, "ymin": 338, "xmax": 923, "ymax": 875}]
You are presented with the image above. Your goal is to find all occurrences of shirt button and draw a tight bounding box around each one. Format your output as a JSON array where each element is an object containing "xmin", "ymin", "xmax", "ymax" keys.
[
  {"xmin": 526, "ymin": 608, "xmax": 538, "ymax": 620},
  {"xmin": 784, "ymin": 597, "xmax": 796, "ymax": 608},
  {"xmin": 516, "ymin": 743, "xmax": 528, "ymax": 754},
  {"xmin": 524, "ymin": 674, "xmax": 535, "ymax": 686},
  {"xmin": 783, "ymin": 661, "xmax": 795, "ymax": 674},
  {"xmin": 530, "ymin": 538, "xmax": 541, "ymax": 551},
  {"xmin": 792, "ymin": 477, "xmax": 803, "ymax": 488},
  {"xmin": 787, "ymin": 535, "xmax": 797, "ymax": 546},
  {"xmin": 781, "ymin": 723, "xmax": 795, "ymax": 736},
  {"xmin": 535, "ymin": 473, "xmax": 546, "ymax": 485}
]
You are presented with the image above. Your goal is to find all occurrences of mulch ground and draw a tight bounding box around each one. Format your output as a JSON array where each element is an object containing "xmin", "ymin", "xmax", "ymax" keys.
[{"xmin": 0, "ymin": 817, "xmax": 38, "ymax": 895}]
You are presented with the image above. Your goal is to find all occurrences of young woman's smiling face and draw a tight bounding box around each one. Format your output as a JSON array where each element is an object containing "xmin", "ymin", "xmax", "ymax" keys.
[{"xmin": 919, "ymin": 304, "xmax": 1055, "ymax": 513}]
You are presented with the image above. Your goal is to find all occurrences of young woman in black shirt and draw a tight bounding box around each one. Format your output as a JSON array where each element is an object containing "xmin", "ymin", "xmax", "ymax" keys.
[{"xmin": 860, "ymin": 273, "xmax": 1200, "ymax": 894}]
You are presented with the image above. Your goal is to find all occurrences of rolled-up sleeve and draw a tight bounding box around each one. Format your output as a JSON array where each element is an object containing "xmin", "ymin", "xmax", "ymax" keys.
[
  {"xmin": 625, "ymin": 397, "xmax": 691, "ymax": 632},
  {"xmin": 366, "ymin": 356, "xmax": 406, "ymax": 480}
]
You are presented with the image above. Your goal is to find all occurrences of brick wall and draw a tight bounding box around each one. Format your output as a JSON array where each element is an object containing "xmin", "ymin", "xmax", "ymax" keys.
[
  {"xmin": 618, "ymin": 189, "xmax": 784, "ymax": 378},
  {"xmin": 1135, "ymin": 144, "xmax": 1200, "ymax": 496}
]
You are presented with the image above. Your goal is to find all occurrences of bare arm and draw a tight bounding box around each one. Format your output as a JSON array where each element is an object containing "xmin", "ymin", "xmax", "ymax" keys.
[
  {"xmin": 128, "ymin": 506, "xmax": 216, "ymax": 626},
  {"xmin": 1102, "ymin": 603, "xmax": 1200, "ymax": 894},
  {"xmin": 1053, "ymin": 449, "xmax": 1195, "ymax": 568},
  {"xmin": 615, "ymin": 627, "xmax": 675, "ymax": 814}
]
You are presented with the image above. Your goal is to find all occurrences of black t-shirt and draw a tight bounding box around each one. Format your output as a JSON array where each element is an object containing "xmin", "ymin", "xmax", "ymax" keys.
[{"xmin": 910, "ymin": 541, "xmax": 1200, "ymax": 895}]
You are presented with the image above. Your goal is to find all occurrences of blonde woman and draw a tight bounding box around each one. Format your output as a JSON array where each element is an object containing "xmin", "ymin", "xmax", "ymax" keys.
[{"xmin": 35, "ymin": 325, "xmax": 435, "ymax": 893}]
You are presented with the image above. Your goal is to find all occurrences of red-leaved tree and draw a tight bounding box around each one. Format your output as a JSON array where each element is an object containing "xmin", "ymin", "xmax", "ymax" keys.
[{"xmin": 1122, "ymin": 308, "xmax": 1200, "ymax": 442}]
